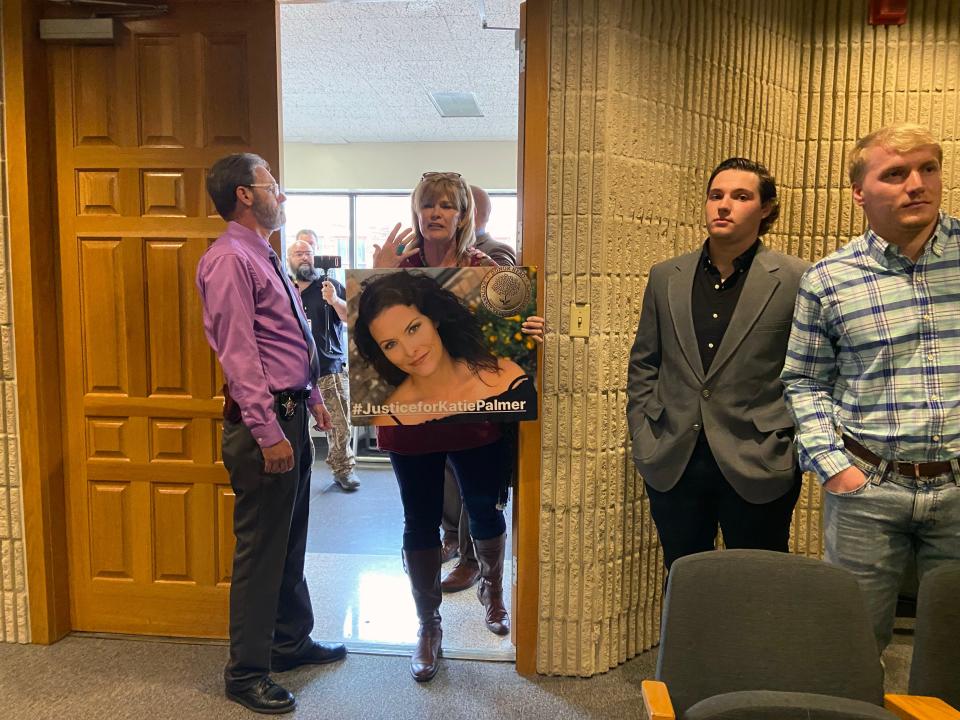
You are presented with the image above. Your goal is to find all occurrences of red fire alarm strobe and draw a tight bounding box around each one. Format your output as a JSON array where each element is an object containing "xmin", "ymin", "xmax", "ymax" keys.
[{"xmin": 869, "ymin": 0, "xmax": 908, "ymax": 25}]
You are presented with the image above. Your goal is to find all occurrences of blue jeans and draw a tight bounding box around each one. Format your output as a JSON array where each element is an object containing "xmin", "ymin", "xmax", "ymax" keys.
[
  {"xmin": 823, "ymin": 451, "xmax": 960, "ymax": 652},
  {"xmin": 389, "ymin": 438, "xmax": 510, "ymax": 551}
]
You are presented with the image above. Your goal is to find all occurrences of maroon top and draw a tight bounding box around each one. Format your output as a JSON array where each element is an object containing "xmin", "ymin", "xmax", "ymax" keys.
[{"xmin": 376, "ymin": 245, "xmax": 503, "ymax": 454}]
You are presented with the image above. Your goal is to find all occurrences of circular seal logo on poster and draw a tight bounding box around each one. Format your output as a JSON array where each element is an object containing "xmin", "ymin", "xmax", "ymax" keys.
[{"xmin": 480, "ymin": 267, "xmax": 532, "ymax": 317}]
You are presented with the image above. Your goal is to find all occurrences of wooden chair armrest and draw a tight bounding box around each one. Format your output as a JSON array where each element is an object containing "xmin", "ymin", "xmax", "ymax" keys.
[
  {"xmin": 885, "ymin": 694, "xmax": 960, "ymax": 720},
  {"xmin": 642, "ymin": 679, "xmax": 676, "ymax": 720}
]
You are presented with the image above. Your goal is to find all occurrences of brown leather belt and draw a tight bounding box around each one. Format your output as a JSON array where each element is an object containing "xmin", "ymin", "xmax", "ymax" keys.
[{"xmin": 843, "ymin": 435, "xmax": 953, "ymax": 479}]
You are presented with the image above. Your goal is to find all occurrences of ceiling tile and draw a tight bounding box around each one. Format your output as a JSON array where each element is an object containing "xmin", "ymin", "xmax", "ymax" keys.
[{"xmin": 280, "ymin": 0, "xmax": 520, "ymax": 144}]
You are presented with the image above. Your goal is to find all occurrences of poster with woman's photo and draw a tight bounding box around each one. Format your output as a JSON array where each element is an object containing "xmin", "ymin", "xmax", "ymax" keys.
[{"xmin": 345, "ymin": 266, "xmax": 538, "ymax": 426}]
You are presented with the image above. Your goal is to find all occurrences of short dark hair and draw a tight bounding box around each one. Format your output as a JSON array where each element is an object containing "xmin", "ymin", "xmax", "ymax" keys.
[
  {"xmin": 206, "ymin": 153, "xmax": 269, "ymax": 221},
  {"xmin": 354, "ymin": 271, "xmax": 498, "ymax": 387},
  {"xmin": 706, "ymin": 157, "xmax": 780, "ymax": 236}
]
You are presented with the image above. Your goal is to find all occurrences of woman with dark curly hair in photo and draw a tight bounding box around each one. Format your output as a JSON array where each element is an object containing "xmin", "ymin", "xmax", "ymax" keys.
[
  {"xmin": 354, "ymin": 271, "xmax": 536, "ymax": 426},
  {"xmin": 363, "ymin": 172, "xmax": 542, "ymax": 682}
]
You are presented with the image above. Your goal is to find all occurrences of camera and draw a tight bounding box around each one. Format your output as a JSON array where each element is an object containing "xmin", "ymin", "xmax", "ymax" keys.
[{"xmin": 313, "ymin": 255, "xmax": 341, "ymax": 280}]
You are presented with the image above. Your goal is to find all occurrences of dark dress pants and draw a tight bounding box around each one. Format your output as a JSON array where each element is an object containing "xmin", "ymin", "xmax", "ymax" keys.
[
  {"xmin": 222, "ymin": 400, "xmax": 315, "ymax": 690},
  {"xmin": 646, "ymin": 435, "xmax": 803, "ymax": 571}
]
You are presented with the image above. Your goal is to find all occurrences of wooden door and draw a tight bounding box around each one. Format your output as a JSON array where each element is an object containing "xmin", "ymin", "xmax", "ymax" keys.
[{"xmin": 50, "ymin": 1, "xmax": 280, "ymax": 637}]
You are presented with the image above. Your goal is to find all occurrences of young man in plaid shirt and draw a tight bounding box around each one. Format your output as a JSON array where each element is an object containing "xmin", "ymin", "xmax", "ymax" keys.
[{"xmin": 782, "ymin": 123, "xmax": 960, "ymax": 652}]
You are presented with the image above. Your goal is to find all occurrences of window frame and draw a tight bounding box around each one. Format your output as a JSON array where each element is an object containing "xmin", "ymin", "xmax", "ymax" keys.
[{"xmin": 283, "ymin": 189, "xmax": 518, "ymax": 268}]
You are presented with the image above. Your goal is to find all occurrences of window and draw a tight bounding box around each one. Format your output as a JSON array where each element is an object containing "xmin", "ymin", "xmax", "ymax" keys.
[
  {"xmin": 283, "ymin": 194, "xmax": 350, "ymax": 263},
  {"xmin": 486, "ymin": 195, "xmax": 518, "ymax": 247},
  {"xmin": 283, "ymin": 191, "xmax": 518, "ymax": 269},
  {"xmin": 355, "ymin": 195, "xmax": 412, "ymax": 270}
]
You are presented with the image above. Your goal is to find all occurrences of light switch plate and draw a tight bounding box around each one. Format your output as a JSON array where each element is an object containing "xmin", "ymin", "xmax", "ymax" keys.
[{"xmin": 570, "ymin": 303, "xmax": 590, "ymax": 337}]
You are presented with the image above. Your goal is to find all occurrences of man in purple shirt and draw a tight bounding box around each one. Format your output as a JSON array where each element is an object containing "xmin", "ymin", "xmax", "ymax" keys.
[{"xmin": 197, "ymin": 153, "xmax": 345, "ymax": 715}]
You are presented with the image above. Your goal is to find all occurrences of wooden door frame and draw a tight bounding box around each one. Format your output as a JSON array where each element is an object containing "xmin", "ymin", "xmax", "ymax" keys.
[
  {"xmin": 3, "ymin": 0, "xmax": 72, "ymax": 643},
  {"xmin": 514, "ymin": 0, "xmax": 549, "ymax": 676},
  {"xmin": 9, "ymin": 0, "xmax": 553, "ymax": 662}
]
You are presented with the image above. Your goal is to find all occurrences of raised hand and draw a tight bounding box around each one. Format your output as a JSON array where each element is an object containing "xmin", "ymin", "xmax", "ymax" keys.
[{"xmin": 372, "ymin": 223, "xmax": 418, "ymax": 268}]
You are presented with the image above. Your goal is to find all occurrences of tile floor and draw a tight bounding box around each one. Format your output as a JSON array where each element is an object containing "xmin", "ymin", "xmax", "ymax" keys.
[{"xmin": 306, "ymin": 442, "xmax": 515, "ymax": 660}]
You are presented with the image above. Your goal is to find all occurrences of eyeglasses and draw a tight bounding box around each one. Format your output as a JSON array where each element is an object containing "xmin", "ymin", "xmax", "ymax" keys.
[
  {"xmin": 244, "ymin": 182, "xmax": 282, "ymax": 197},
  {"xmin": 421, "ymin": 171, "xmax": 463, "ymax": 181}
]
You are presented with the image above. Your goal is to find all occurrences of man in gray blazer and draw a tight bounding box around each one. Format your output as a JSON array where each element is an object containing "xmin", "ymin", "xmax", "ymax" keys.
[{"xmin": 627, "ymin": 157, "xmax": 809, "ymax": 571}]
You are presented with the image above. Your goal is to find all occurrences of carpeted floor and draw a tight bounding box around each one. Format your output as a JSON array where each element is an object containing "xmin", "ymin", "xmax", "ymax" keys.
[
  {"xmin": 0, "ymin": 628, "xmax": 913, "ymax": 720},
  {"xmin": 0, "ymin": 635, "xmax": 654, "ymax": 720},
  {"xmin": 3, "ymin": 445, "xmax": 915, "ymax": 718}
]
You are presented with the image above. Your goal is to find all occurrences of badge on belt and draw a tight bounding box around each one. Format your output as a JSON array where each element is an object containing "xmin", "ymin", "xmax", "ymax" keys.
[{"xmin": 281, "ymin": 394, "xmax": 297, "ymax": 420}]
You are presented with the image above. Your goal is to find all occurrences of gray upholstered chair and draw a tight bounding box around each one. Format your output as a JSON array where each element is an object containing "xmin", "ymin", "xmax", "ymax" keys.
[
  {"xmin": 903, "ymin": 563, "xmax": 960, "ymax": 708},
  {"xmin": 641, "ymin": 550, "xmax": 958, "ymax": 720}
]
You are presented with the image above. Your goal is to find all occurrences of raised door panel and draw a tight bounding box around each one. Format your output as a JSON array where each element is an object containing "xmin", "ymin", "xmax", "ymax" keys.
[
  {"xmin": 201, "ymin": 34, "xmax": 251, "ymax": 146},
  {"xmin": 145, "ymin": 240, "xmax": 192, "ymax": 396},
  {"xmin": 142, "ymin": 171, "xmax": 188, "ymax": 217},
  {"xmin": 79, "ymin": 239, "xmax": 130, "ymax": 395},
  {"xmin": 136, "ymin": 35, "xmax": 184, "ymax": 148},
  {"xmin": 214, "ymin": 485, "xmax": 235, "ymax": 585},
  {"xmin": 72, "ymin": 45, "xmax": 119, "ymax": 147},
  {"xmin": 88, "ymin": 482, "xmax": 134, "ymax": 580},
  {"xmin": 149, "ymin": 418, "xmax": 193, "ymax": 461},
  {"xmin": 77, "ymin": 171, "xmax": 121, "ymax": 216},
  {"xmin": 152, "ymin": 484, "xmax": 194, "ymax": 583},
  {"xmin": 86, "ymin": 418, "xmax": 132, "ymax": 460}
]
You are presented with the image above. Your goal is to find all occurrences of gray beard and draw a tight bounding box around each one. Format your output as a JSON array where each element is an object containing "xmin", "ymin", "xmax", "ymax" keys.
[
  {"xmin": 294, "ymin": 263, "xmax": 317, "ymax": 282},
  {"xmin": 253, "ymin": 200, "xmax": 285, "ymax": 231}
]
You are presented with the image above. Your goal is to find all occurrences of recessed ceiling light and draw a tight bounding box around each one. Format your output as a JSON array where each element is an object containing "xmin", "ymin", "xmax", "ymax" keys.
[{"xmin": 428, "ymin": 91, "xmax": 484, "ymax": 118}]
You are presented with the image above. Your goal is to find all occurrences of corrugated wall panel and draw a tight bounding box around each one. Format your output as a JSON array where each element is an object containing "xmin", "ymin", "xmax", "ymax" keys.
[{"xmin": 537, "ymin": 0, "xmax": 959, "ymax": 675}]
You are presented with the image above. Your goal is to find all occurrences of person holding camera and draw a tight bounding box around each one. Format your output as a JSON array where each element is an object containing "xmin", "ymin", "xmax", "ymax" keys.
[{"xmin": 288, "ymin": 231, "xmax": 360, "ymax": 492}]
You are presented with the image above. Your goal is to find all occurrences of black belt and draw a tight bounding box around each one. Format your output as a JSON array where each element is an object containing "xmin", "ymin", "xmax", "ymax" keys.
[
  {"xmin": 843, "ymin": 435, "xmax": 953, "ymax": 479},
  {"xmin": 273, "ymin": 388, "xmax": 311, "ymax": 402}
]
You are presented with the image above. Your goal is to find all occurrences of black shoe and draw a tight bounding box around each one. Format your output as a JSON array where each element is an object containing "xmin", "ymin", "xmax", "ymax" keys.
[
  {"xmin": 271, "ymin": 641, "xmax": 347, "ymax": 672},
  {"xmin": 225, "ymin": 677, "xmax": 295, "ymax": 715}
]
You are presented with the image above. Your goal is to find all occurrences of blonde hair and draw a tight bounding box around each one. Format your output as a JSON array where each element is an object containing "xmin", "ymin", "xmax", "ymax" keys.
[
  {"xmin": 847, "ymin": 123, "xmax": 942, "ymax": 185},
  {"xmin": 411, "ymin": 173, "xmax": 476, "ymax": 264}
]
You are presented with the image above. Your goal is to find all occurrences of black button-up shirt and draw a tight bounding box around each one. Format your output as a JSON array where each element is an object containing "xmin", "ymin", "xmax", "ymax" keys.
[{"xmin": 692, "ymin": 239, "xmax": 760, "ymax": 374}]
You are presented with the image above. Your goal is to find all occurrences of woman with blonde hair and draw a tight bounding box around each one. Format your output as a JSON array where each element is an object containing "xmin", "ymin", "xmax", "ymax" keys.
[{"xmin": 369, "ymin": 172, "xmax": 543, "ymax": 681}]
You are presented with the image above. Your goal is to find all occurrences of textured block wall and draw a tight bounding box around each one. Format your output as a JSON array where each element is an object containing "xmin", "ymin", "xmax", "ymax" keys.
[
  {"xmin": 538, "ymin": 0, "xmax": 960, "ymax": 676},
  {"xmin": 0, "ymin": 25, "xmax": 29, "ymax": 644}
]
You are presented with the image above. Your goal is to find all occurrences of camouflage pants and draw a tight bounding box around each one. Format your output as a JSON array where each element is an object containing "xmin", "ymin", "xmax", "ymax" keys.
[{"xmin": 317, "ymin": 370, "xmax": 356, "ymax": 477}]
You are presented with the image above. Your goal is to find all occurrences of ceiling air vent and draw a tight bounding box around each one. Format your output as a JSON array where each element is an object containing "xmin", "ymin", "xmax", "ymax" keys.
[{"xmin": 428, "ymin": 91, "xmax": 484, "ymax": 118}]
